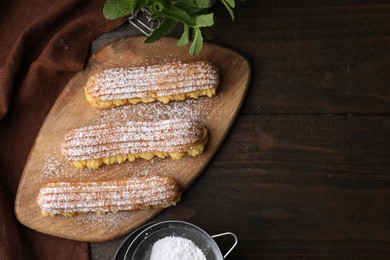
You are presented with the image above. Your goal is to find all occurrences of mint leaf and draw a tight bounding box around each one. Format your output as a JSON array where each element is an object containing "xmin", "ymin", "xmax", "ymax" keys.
[
  {"xmin": 194, "ymin": 0, "xmax": 215, "ymax": 8},
  {"xmin": 179, "ymin": 0, "xmax": 215, "ymax": 8},
  {"xmin": 145, "ymin": 18, "xmax": 178, "ymax": 43},
  {"xmin": 220, "ymin": 0, "xmax": 235, "ymax": 20},
  {"xmin": 177, "ymin": 24, "xmax": 190, "ymax": 46},
  {"xmin": 222, "ymin": 0, "xmax": 235, "ymax": 8},
  {"xmin": 194, "ymin": 13, "xmax": 214, "ymax": 27},
  {"xmin": 172, "ymin": 2, "xmax": 203, "ymax": 15},
  {"xmin": 103, "ymin": 0, "xmax": 139, "ymax": 20},
  {"xmin": 189, "ymin": 27, "xmax": 203, "ymax": 56},
  {"xmin": 156, "ymin": 1, "xmax": 197, "ymax": 26}
]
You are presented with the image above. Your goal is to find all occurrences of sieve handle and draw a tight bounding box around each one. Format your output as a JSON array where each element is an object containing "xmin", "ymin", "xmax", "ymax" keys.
[{"xmin": 211, "ymin": 232, "xmax": 238, "ymax": 259}]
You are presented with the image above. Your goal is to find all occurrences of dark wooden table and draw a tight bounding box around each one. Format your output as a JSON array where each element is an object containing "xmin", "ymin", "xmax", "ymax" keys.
[{"xmin": 90, "ymin": 1, "xmax": 390, "ymax": 259}]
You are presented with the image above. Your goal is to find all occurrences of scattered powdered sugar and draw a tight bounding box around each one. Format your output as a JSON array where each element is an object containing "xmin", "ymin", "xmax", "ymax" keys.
[
  {"xmin": 75, "ymin": 212, "xmax": 120, "ymax": 228},
  {"xmin": 150, "ymin": 236, "xmax": 206, "ymax": 260},
  {"xmin": 42, "ymin": 154, "xmax": 63, "ymax": 179},
  {"xmin": 40, "ymin": 150, "xmax": 97, "ymax": 183},
  {"xmin": 97, "ymin": 97, "xmax": 214, "ymax": 124}
]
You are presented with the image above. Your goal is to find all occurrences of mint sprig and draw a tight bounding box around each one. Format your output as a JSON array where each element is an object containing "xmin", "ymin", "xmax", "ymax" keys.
[{"xmin": 103, "ymin": 0, "xmax": 237, "ymax": 56}]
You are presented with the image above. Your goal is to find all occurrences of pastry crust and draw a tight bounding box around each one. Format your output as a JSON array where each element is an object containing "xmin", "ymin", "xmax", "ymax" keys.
[
  {"xmin": 37, "ymin": 175, "xmax": 181, "ymax": 216},
  {"xmin": 61, "ymin": 119, "xmax": 208, "ymax": 169},
  {"xmin": 85, "ymin": 61, "xmax": 220, "ymax": 108}
]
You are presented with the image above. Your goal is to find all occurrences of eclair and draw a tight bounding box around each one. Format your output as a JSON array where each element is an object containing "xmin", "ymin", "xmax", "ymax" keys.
[
  {"xmin": 61, "ymin": 119, "xmax": 208, "ymax": 169},
  {"xmin": 37, "ymin": 175, "xmax": 181, "ymax": 217},
  {"xmin": 85, "ymin": 61, "xmax": 220, "ymax": 108}
]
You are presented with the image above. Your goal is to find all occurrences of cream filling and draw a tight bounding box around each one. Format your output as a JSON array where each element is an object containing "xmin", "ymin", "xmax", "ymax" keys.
[
  {"xmin": 86, "ymin": 88, "xmax": 216, "ymax": 109},
  {"xmin": 71, "ymin": 143, "xmax": 205, "ymax": 169},
  {"xmin": 40, "ymin": 200, "xmax": 180, "ymax": 217}
]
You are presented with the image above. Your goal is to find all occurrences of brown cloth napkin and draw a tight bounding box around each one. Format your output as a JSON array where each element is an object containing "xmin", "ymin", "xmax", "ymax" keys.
[{"xmin": 0, "ymin": 0, "xmax": 125, "ymax": 259}]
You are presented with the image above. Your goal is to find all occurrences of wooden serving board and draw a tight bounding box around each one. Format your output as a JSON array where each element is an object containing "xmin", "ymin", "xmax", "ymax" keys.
[{"xmin": 15, "ymin": 37, "xmax": 251, "ymax": 242}]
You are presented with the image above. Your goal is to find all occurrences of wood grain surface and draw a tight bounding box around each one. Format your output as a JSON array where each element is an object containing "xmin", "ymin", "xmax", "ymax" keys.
[
  {"xmin": 14, "ymin": 37, "xmax": 250, "ymax": 242},
  {"xmin": 90, "ymin": 1, "xmax": 390, "ymax": 259}
]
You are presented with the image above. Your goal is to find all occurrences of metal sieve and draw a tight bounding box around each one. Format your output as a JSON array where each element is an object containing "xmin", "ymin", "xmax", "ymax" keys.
[
  {"xmin": 114, "ymin": 222, "xmax": 157, "ymax": 260},
  {"xmin": 123, "ymin": 220, "xmax": 237, "ymax": 260}
]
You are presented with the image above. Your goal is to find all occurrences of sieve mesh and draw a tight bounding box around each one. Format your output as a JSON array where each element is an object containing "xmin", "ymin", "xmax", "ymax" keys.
[{"xmin": 125, "ymin": 221, "xmax": 222, "ymax": 260}]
